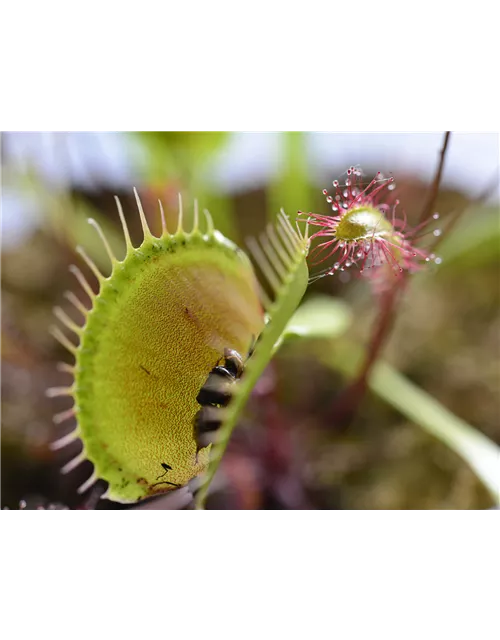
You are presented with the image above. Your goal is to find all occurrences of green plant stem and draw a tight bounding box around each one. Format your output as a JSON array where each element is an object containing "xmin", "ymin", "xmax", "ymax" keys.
[{"xmin": 194, "ymin": 228, "xmax": 310, "ymax": 509}]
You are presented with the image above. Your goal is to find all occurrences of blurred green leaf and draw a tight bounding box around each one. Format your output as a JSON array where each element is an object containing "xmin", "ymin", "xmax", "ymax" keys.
[
  {"xmin": 284, "ymin": 295, "xmax": 353, "ymax": 340},
  {"xmin": 133, "ymin": 132, "xmax": 237, "ymax": 241},
  {"xmin": 369, "ymin": 361, "xmax": 500, "ymax": 503},
  {"xmin": 199, "ymin": 189, "xmax": 237, "ymax": 244},
  {"xmin": 4, "ymin": 168, "xmax": 124, "ymax": 272},
  {"xmin": 319, "ymin": 341, "xmax": 500, "ymax": 504},
  {"xmin": 268, "ymin": 132, "xmax": 311, "ymax": 222},
  {"xmin": 138, "ymin": 131, "xmax": 227, "ymax": 152},
  {"xmin": 438, "ymin": 204, "xmax": 500, "ymax": 267},
  {"xmin": 134, "ymin": 131, "xmax": 228, "ymax": 183}
]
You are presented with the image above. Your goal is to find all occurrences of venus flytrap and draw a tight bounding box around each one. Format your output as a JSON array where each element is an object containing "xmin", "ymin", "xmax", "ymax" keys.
[
  {"xmin": 49, "ymin": 191, "xmax": 310, "ymax": 507},
  {"xmin": 48, "ymin": 191, "xmax": 265, "ymax": 503}
]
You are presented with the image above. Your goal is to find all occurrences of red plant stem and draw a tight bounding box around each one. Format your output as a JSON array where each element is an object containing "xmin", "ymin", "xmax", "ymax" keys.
[
  {"xmin": 358, "ymin": 277, "xmax": 407, "ymax": 387},
  {"xmin": 359, "ymin": 132, "xmax": 452, "ymax": 381},
  {"xmin": 359, "ymin": 133, "xmax": 497, "ymax": 379},
  {"xmin": 328, "ymin": 278, "xmax": 407, "ymax": 429},
  {"xmin": 418, "ymin": 131, "xmax": 451, "ymax": 224},
  {"xmin": 332, "ymin": 133, "xmax": 452, "ymax": 427},
  {"xmin": 256, "ymin": 366, "xmax": 312, "ymax": 509}
]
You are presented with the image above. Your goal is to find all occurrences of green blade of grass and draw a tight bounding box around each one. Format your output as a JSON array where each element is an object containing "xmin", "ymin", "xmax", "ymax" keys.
[{"xmin": 369, "ymin": 360, "xmax": 500, "ymax": 504}]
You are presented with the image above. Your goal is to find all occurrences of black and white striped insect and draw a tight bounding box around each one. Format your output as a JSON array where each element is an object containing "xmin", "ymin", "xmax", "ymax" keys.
[{"xmin": 194, "ymin": 348, "xmax": 245, "ymax": 452}]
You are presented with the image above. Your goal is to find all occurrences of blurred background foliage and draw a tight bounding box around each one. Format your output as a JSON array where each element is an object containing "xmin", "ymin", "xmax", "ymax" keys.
[{"xmin": 1, "ymin": 131, "xmax": 499, "ymax": 509}]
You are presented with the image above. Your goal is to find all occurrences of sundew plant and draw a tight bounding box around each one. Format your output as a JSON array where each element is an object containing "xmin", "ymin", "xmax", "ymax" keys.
[{"xmin": 3, "ymin": 131, "xmax": 499, "ymax": 510}]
